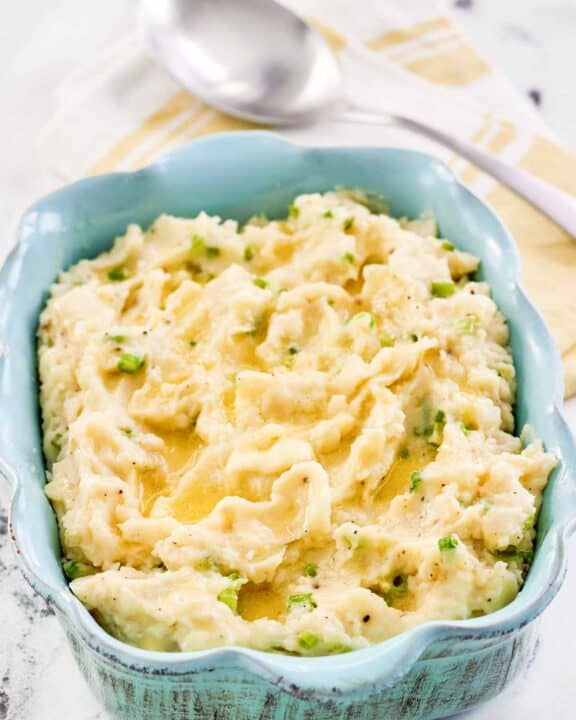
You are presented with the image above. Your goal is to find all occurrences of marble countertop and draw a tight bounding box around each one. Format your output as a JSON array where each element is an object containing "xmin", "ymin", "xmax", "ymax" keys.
[{"xmin": 1, "ymin": 1, "xmax": 576, "ymax": 718}]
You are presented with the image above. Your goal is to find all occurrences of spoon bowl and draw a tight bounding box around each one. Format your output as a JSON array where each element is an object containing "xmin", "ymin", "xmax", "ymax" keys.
[
  {"xmin": 141, "ymin": 0, "xmax": 576, "ymax": 236},
  {"xmin": 141, "ymin": 0, "xmax": 343, "ymax": 124}
]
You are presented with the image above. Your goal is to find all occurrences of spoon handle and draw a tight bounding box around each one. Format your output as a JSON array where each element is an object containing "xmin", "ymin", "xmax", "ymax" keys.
[{"xmin": 341, "ymin": 109, "xmax": 576, "ymax": 238}]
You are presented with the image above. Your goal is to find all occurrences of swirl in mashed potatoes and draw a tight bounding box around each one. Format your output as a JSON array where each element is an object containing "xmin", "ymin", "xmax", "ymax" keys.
[{"xmin": 39, "ymin": 191, "xmax": 556, "ymax": 654}]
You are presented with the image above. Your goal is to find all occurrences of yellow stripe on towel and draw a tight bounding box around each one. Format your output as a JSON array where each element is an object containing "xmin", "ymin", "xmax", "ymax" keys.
[
  {"xmin": 179, "ymin": 111, "xmax": 265, "ymax": 142},
  {"xmin": 308, "ymin": 18, "xmax": 347, "ymax": 52},
  {"xmin": 519, "ymin": 136, "xmax": 576, "ymax": 195},
  {"xmin": 88, "ymin": 91, "xmax": 196, "ymax": 175},
  {"xmin": 459, "ymin": 119, "xmax": 517, "ymax": 183},
  {"xmin": 366, "ymin": 17, "xmax": 452, "ymax": 51},
  {"xmin": 403, "ymin": 41, "xmax": 490, "ymax": 86},
  {"xmin": 365, "ymin": 16, "xmax": 490, "ymax": 86},
  {"xmin": 126, "ymin": 105, "xmax": 210, "ymax": 170}
]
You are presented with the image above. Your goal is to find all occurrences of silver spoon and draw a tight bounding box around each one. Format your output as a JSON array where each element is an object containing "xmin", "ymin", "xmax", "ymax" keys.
[{"xmin": 141, "ymin": 0, "xmax": 576, "ymax": 237}]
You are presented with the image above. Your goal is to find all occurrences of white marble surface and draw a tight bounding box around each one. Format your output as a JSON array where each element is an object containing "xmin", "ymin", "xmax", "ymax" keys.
[{"xmin": 1, "ymin": 1, "xmax": 576, "ymax": 719}]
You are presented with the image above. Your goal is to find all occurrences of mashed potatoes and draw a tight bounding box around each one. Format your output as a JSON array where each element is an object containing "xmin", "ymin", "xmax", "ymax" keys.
[{"xmin": 38, "ymin": 191, "xmax": 556, "ymax": 655}]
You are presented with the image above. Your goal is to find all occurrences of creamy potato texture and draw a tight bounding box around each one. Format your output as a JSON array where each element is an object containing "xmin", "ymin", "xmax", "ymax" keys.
[{"xmin": 39, "ymin": 192, "xmax": 556, "ymax": 655}]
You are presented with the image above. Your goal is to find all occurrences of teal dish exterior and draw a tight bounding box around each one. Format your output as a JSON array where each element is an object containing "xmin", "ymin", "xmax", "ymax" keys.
[{"xmin": 1, "ymin": 132, "xmax": 575, "ymax": 719}]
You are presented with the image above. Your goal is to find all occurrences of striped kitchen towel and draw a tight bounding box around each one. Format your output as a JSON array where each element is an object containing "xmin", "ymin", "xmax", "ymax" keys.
[{"xmin": 40, "ymin": 0, "xmax": 576, "ymax": 395}]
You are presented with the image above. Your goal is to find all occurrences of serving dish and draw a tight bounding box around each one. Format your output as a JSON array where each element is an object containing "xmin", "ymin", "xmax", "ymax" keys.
[{"xmin": 0, "ymin": 131, "xmax": 575, "ymax": 720}]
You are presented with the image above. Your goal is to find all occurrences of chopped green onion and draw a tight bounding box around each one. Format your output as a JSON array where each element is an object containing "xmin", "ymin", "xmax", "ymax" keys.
[
  {"xmin": 190, "ymin": 234, "xmax": 205, "ymax": 254},
  {"xmin": 323, "ymin": 210, "xmax": 334, "ymax": 219},
  {"xmin": 288, "ymin": 345, "xmax": 299, "ymax": 355},
  {"xmin": 245, "ymin": 313, "xmax": 266, "ymax": 338},
  {"xmin": 107, "ymin": 267, "xmax": 129, "ymax": 282},
  {"xmin": 287, "ymin": 592, "xmax": 317, "ymax": 612},
  {"xmin": 341, "ymin": 533, "xmax": 367, "ymax": 551},
  {"xmin": 189, "ymin": 340, "xmax": 197, "ymax": 348},
  {"xmin": 491, "ymin": 546, "xmax": 533, "ymax": 563},
  {"xmin": 409, "ymin": 471, "xmax": 422, "ymax": 492},
  {"xmin": 441, "ymin": 241, "xmax": 455, "ymax": 251},
  {"xmin": 196, "ymin": 556, "xmax": 216, "ymax": 571},
  {"xmin": 380, "ymin": 334, "xmax": 395, "ymax": 347},
  {"xmin": 523, "ymin": 515, "xmax": 536, "ymax": 532},
  {"xmin": 398, "ymin": 446, "xmax": 410, "ymax": 460},
  {"xmin": 413, "ymin": 425, "xmax": 434, "ymax": 438},
  {"xmin": 205, "ymin": 246, "xmax": 220, "ymax": 258},
  {"xmin": 117, "ymin": 353, "xmax": 145, "ymax": 374},
  {"xmin": 431, "ymin": 281, "xmax": 456, "ymax": 298},
  {"xmin": 342, "ymin": 252, "xmax": 355, "ymax": 264},
  {"xmin": 410, "ymin": 333, "xmax": 418, "ymax": 342},
  {"xmin": 108, "ymin": 335, "xmax": 126, "ymax": 344},
  {"xmin": 329, "ymin": 643, "xmax": 352, "ymax": 654},
  {"xmin": 435, "ymin": 409, "xmax": 446, "ymax": 424},
  {"xmin": 243, "ymin": 245, "xmax": 254, "ymax": 261},
  {"xmin": 457, "ymin": 315, "xmax": 478, "ymax": 335},
  {"xmin": 343, "ymin": 217, "xmax": 354, "ymax": 232},
  {"xmin": 346, "ymin": 312, "xmax": 375, "ymax": 330},
  {"xmin": 252, "ymin": 277, "xmax": 268, "ymax": 290},
  {"xmin": 338, "ymin": 189, "xmax": 388, "ymax": 215},
  {"xmin": 62, "ymin": 559, "xmax": 95, "ymax": 580},
  {"xmin": 217, "ymin": 586, "xmax": 239, "ymax": 612},
  {"xmin": 297, "ymin": 631, "xmax": 319, "ymax": 650},
  {"xmin": 227, "ymin": 572, "xmax": 242, "ymax": 581},
  {"xmin": 244, "ymin": 214, "xmax": 268, "ymax": 228},
  {"xmin": 304, "ymin": 563, "xmax": 317, "ymax": 578},
  {"xmin": 288, "ymin": 203, "xmax": 299, "ymax": 218},
  {"xmin": 438, "ymin": 535, "xmax": 458, "ymax": 551}
]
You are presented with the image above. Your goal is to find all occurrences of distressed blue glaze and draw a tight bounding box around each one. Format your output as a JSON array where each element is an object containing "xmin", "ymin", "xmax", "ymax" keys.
[{"xmin": 0, "ymin": 132, "xmax": 575, "ymax": 719}]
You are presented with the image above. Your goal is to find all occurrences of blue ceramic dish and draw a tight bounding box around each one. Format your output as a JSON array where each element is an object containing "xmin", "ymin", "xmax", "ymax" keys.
[{"xmin": 1, "ymin": 132, "xmax": 575, "ymax": 720}]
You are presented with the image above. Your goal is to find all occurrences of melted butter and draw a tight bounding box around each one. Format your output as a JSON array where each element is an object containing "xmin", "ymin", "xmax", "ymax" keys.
[
  {"xmin": 374, "ymin": 442, "xmax": 436, "ymax": 505},
  {"xmin": 155, "ymin": 430, "xmax": 200, "ymax": 474},
  {"xmin": 102, "ymin": 372, "xmax": 121, "ymax": 395},
  {"xmin": 238, "ymin": 582, "xmax": 285, "ymax": 621},
  {"xmin": 318, "ymin": 444, "xmax": 351, "ymax": 473},
  {"xmin": 139, "ymin": 431, "xmax": 200, "ymax": 515},
  {"xmin": 343, "ymin": 276, "xmax": 364, "ymax": 297},
  {"xmin": 139, "ymin": 466, "xmax": 168, "ymax": 515},
  {"xmin": 221, "ymin": 384, "xmax": 236, "ymax": 425},
  {"xmin": 119, "ymin": 282, "xmax": 143, "ymax": 319},
  {"xmin": 170, "ymin": 474, "xmax": 264, "ymax": 524},
  {"xmin": 271, "ymin": 241, "xmax": 296, "ymax": 265},
  {"xmin": 423, "ymin": 350, "xmax": 444, "ymax": 377},
  {"xmin": 170, "ymin": 481, "xmax": 228, "ymax": 524}
]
